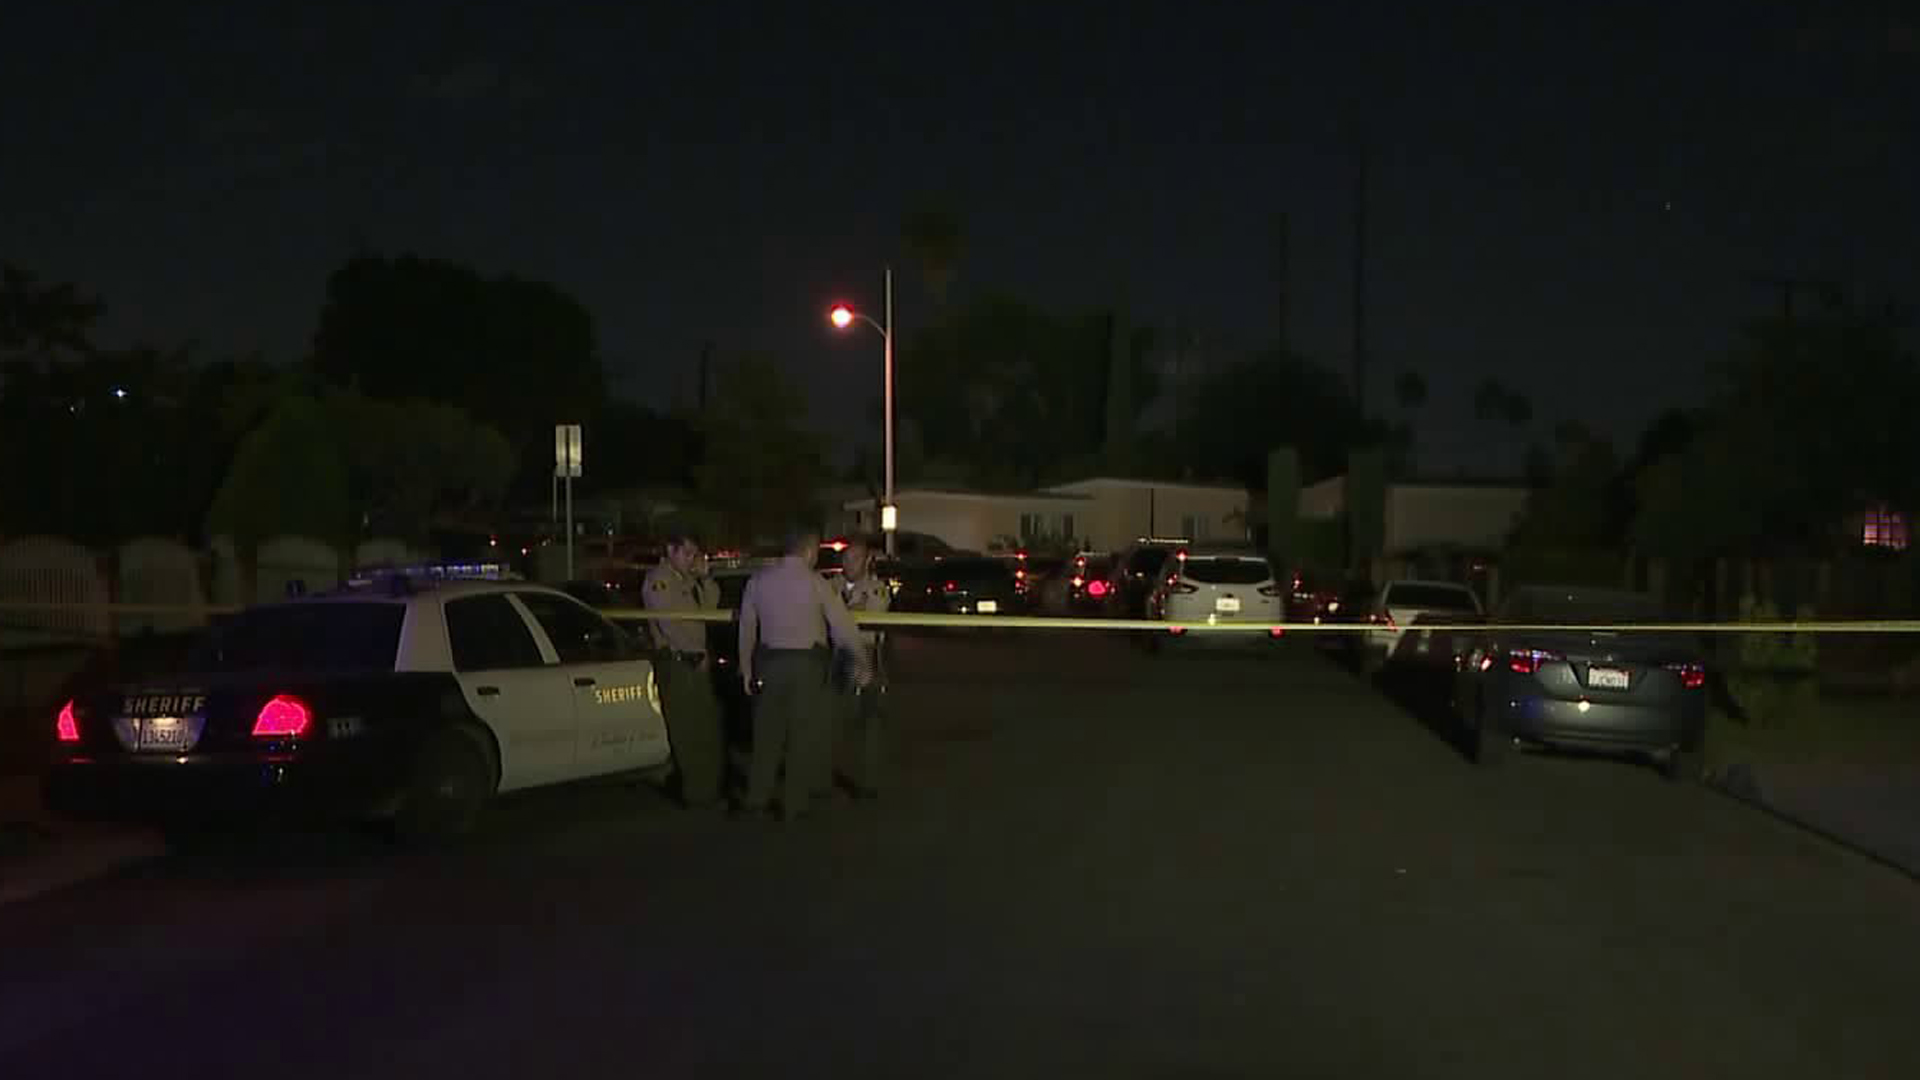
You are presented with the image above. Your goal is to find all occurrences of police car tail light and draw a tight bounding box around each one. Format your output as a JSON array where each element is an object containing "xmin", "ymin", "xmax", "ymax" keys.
[
  {"xmin": 56, "ymin": 700, "xmax": 81, "ymax": 743},
  {"xmin": 252, "ymin": 695, "xmax": 313, "ymax": 738}
]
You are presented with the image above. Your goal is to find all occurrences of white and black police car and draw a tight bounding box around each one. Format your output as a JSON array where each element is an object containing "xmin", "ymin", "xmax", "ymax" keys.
[{"xmin": 46, "ymin": 565, "xmax": 671, "ymax": 842}]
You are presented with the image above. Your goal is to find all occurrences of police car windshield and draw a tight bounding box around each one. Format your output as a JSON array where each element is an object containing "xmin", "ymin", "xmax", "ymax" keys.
[{"xmin": 188, "ymin": 603, "xmax": 407, "ymax": 673}]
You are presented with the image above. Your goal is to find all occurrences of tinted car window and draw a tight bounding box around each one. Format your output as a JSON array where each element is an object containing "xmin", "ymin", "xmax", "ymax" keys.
[
  {"xmin": 515, "ymin": 591, "xmax": 633, "ymax": 664},
  {"xmin": 1509, "ymin": 588, "xmax": 1664, "ymax": 623},
  {"xmin": 1127, "ymin": 548, "xmax": 1171, "ymax": 574},
  {"xmin": 1182, "ymin": 557, "xmax": 1273, "ymax": 585},
  {"xmin": 935, "ymin": 559, "xmax": 1014, "ymax": 582},
  {"xmin": 189, "ymin": 602, "xmax": 405, "ymax": 673},
  {"xmin": 1385, "ymin": 583, "xmax": 1479, "ymax": 609},
  {"xmin": 445, "ymin": 595, "xmax": 547, "ymax": 672}
]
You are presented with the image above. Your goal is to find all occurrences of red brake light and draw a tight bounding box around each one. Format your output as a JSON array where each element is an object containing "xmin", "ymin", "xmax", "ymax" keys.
[
  {"xmin": 1087, "ymin": 580, "xmax": 1109, "ymax": 598},
  {"xmin": 56, "ymin": 700, "xmax": 80, "ymax": 742},
  {"xmin": 943, "ymin": 580, "xmax": 957, "ymax": 593},
  {"xmin": 1666, "ymin": 663, "xmax": 1706, "ymax": 690},
  {"xmin": 1508, "ymin": 649, "xmax": 1562, "ymax": 675},
  {"xmin": 252, "ymin": 694, "xmax": 313, "ymax": 738},
  {"xmin": 1269, "ymin": 627, "xmax": 1286, "ymax": 638}
]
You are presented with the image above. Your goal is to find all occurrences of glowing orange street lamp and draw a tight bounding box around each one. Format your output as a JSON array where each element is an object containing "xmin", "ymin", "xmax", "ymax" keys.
[{"xmin": 827, "ymin": 268, "xmax": 896, "ymax": 557}]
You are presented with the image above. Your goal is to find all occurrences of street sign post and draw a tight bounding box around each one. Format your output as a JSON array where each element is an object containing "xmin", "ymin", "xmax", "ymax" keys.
[{"xmin": 555, "ymin": 425, "xmax": 583, "ymax": 580}]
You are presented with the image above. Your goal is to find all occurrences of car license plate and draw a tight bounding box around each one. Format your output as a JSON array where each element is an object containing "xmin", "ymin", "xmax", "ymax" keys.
[
  {"xmin": 1588, "ymin": 665, "xmax": 1630, "ymax": 690},
  {"xmin": 975, "ymin": 599, "xmax": 998, "ymax": 614},
  {"xmin": 137, "ymin": 717, "xmax": 193, "ymax": 751},
  {"xmin": 1215, "ymin": 596, "xmax": 1241, "ymax": 614}
]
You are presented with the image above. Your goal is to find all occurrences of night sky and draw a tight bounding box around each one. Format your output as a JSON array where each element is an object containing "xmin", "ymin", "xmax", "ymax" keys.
[{"xmin": 6, "ymin": 3, "xmax": 1915, "ymax": 473}]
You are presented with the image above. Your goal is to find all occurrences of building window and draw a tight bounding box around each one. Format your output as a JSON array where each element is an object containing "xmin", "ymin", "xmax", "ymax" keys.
[{"xmin": 1864, "ymin": 506, "xmax": 1908, "ymax": 550}]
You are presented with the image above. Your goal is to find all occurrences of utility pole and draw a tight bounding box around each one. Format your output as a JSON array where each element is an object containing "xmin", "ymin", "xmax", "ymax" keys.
[
  {"xmin": 696, "ymin": 341, "xmax": 713, "ymax": 411},
  {"xmin": 1351, "ymin": 138, "xmax": 1370, "ymax": 418},
  {"xmin": 1275, "ymin": 212, "xmax": 1292, "ymax": 354}
]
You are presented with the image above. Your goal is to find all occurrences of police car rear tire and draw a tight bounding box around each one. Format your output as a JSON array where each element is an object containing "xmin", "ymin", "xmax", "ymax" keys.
[{"xmin": 393, "ymin": 726, "xmax": 492, "ymax": 846}]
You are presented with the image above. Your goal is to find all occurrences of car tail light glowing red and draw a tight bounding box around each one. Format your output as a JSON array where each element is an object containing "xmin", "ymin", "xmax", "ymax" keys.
[
  {"xmin": 943, "ymin": 581, "xmax": 957, "ymax": 593},
  {"xmin": 56, "ymin": 700, "xmax": 80, "ymax": 743},
  {"xmin": 1666, "ymin": 663, "xmax": 1706, "ymax": 689},
  {"xmin": 1507, "ymin": 649, "xmax": 1563, "ymax": 675},
  {"xmin": 1269, "ymin": 627, "xmax": 1285, "ymax": 638},
  {"xmin": 1087, "ymin": 580, "xmax": 1109, "ymax": 598},
  {"xmin": 252, "ymin": 695, "xmax": 313, "ymax": 738},
  {"xmin": 1168, "ymin": 626, "xmax": 1186, "ymax": 636}
]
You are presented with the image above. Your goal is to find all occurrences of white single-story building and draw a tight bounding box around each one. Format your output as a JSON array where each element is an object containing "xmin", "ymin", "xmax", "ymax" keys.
[
  {"xmin": 838, "ymin": 476, "xmax": 1251, "ymax": 554},
  {"xmin": 1300, "ymin": 476, "xmax": 1531, "ymax": 555}
]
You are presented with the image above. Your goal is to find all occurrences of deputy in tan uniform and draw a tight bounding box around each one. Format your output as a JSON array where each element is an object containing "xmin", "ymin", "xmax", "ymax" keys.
[
  {"xmin": 643, "ymin": 532, "xmax": 726, "ymax": 809},
  {"xmin": 737, "ymin": 524, "xmax": 866, "ymax": 821},
  {"xmin": 831, "ymin": 533, "xmax": 891, "ymax": 798}
]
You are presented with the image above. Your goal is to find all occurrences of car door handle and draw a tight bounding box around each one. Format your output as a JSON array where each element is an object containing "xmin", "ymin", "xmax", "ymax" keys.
[
  {"xmin": 574, "ymin": 676, "xmax": 597, "ymax": 687},
  {"xmin": 477, "ymin": 685, "xmax": 501, "ymax": 697}
]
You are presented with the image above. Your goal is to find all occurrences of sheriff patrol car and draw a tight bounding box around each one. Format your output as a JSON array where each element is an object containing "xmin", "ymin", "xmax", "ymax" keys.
[{"xmin": 45, "ymin": 571, "xmax": 672, "ymax": 843}]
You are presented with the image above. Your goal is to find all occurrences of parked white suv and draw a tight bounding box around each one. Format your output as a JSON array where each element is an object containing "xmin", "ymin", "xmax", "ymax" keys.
[
  {"xmin": 1356, "ymin": 579, "xmax": 1484, "ymax": 674},
  {"xmin": 1146, "ymin": 546, "xmax": 1285, "ymax": 650}
]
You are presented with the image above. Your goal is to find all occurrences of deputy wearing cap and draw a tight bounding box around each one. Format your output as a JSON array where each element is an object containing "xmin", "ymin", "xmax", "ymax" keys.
[
  {"xmin": 737, "ymin": 523, "xmax": 866, "ymax": 821},
  {"xmin": 831, "ymin": 533, "xmax": 891, "ymax": 798},
  {"xmin": 643, "ymin": 532, "xmax": 725, "ymax": 809}
]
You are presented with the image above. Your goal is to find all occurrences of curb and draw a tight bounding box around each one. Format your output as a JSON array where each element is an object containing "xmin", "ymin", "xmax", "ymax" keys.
[
  {"xmin": 1705, "ymin": 764, "xmax": 1920, "ymax": 884},
  {"xmin": 0, "ymin": 777, "xmax": 169, "ymax": 907}
]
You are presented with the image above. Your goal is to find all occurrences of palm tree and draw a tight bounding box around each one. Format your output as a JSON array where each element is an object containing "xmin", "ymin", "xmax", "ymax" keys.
[{"xmin": 900, "ymin": 205, "xmax": 964, "ymax": 308}]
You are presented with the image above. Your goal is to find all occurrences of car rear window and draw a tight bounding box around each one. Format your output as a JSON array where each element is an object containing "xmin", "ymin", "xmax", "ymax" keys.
[
  {"xmin": 188, "ymin": 602, "xmax": 405, "ymax": 673},
  {"xmin": 1385, "ymin": 583, "xmax": 1478, "ymax": 609},
  {"xmin": 931, "ymin": 559, "xmax": 1012, "ymax": 582},
  {"xmin": 1127, "ymin": 548, "xmax": 1172, "ymax": 574},
  {"xmin": 1182, "ymin": 557, "xmax": 1272, "ymax": 585},
  {"xmin": 1507, "ymin": 589, "xmax": 1665, "ymax": 623}
]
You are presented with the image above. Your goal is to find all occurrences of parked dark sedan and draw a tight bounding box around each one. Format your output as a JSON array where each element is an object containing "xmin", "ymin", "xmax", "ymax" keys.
[
  {"xmin": 893, "ymin": 558, "xmax": 1022, "ymax": 616},
  {"xmin": 1451, "ymin": 585, "xmax": 1707, "ymax": 779}
]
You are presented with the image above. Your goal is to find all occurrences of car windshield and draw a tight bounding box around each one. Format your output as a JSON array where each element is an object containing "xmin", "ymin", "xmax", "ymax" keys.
[
  {"xmin": 1504, "ymin": 588, "xmax": 1666, "ymax": 624},
  {"xmin": 1182, "ymin": 556, "xmax": 1272, "ymax": 585},
  {"xmin": 1385, "ymin": 583, "xmax": 1478, "ymax": 609},
  {"xmin": 187, "ymin": 602, "xmax": 406, "ymax": 673}
]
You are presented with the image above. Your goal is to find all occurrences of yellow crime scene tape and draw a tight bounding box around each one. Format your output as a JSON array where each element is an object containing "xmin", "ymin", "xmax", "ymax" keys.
[{"xmin": 0, "ymin": 601, "xmax": 1914, "ymax": 634}]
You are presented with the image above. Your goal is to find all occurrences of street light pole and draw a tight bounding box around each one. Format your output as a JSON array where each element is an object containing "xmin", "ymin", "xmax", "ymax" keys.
[
  {"xmin": 883, "ymin": 265, "xmax": 896, "ymax": 558},
  {"xmin": 829, "ymin": 275, "xmax": 899, "ymax": 558}
]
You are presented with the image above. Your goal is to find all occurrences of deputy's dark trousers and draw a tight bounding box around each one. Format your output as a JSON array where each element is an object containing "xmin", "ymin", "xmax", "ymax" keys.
[
  {"xmin": 744, "ymin": 647, "xmax": 829, "ymax": 818},
  {"xmin": 657, "ymin": 654, "xmax": 726, "ymax": 807},
  {"xmin": 838, "ymin": 680, "xmax": 886, "ymax": 794}
]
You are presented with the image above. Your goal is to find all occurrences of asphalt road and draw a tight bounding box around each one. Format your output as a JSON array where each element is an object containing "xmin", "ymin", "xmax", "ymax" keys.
[{"xmin": 4, "ymin": 633, "xmax": 1918, "ymax": 1078}]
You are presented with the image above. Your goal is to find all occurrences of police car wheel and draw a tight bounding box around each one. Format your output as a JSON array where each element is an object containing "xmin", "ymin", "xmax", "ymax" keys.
[{"xmin": 394, "ymin": 727, "xmax": 492, "ymax": 845}]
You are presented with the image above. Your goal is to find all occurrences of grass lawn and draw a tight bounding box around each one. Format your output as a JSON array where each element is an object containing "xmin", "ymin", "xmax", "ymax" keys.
[{"xmin": 1708, "ymin": 694, "xmax": 1920, "ymax": 770}]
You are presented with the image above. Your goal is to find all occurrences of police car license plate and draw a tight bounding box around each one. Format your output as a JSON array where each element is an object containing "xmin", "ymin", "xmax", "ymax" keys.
[
  {"xmin": 1215, "ymin": 596, "xmax": 1242, "ymax": 614},
  {"xmin": 137, "ymin": 717, "xmax": 193, "ymax": 751},
  {"xmin": 975, "ymin": 600, "xmax": 999, "ymax": 614}
]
